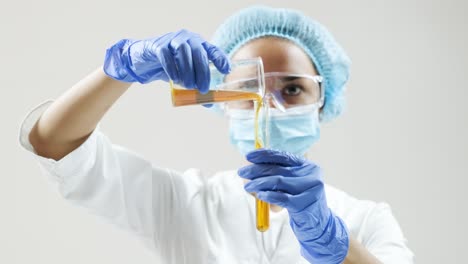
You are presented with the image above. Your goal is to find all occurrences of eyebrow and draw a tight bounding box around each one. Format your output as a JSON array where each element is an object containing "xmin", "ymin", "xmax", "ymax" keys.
[{"xmin": 278, "ymin": 76, "xmax": 301, "ymax": 82}]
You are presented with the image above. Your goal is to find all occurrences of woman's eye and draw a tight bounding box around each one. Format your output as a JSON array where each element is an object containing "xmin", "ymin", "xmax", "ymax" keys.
[{"xmin": 282, "ymin": 85, "xmax": 303, "ymax": 96}]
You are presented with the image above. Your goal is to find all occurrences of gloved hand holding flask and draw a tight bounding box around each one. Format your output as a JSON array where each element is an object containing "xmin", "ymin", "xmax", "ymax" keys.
[{"xmin": 103, "ymin": 29, "xmax": 231, "ymax": 93}]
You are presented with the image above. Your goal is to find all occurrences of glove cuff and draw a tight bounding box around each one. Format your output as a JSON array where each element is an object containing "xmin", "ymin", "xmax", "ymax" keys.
[
  {"xmin": 103, "ymin": 39, "xmax": 138, "ymax": 83},
  {"xmin": 297, "ymin": 211, "xmax": 349, "ymax": 264}
]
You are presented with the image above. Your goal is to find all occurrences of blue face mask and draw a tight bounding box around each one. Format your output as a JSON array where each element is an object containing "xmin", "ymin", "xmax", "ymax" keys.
[{"xmin": 228, "ymin": 104, "xmax": 321, "ymax": 156}]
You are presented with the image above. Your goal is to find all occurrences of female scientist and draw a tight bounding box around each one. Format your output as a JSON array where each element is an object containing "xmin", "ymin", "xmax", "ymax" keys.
[{"xmin": 20, "ymin": 6, "xmax": 413, "ymax": 264}]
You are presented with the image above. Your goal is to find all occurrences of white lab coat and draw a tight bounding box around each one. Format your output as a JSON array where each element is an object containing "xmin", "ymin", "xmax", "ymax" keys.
[{"xmin": 19, "ymin": 101, "xmax": 414, "ymax": 264}]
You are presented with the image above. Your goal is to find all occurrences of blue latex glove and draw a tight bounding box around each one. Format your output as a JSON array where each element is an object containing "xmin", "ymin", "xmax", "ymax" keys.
[
  {"xmin": 103, "ymin": 29, "xmax": 231, "ymax": 93},
  {"xmin": 238, "ymin": 149, "xmax": 349, "ymax": 264}
]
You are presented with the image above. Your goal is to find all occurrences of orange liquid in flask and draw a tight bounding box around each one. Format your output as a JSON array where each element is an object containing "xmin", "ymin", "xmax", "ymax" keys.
[{"xmin": 171, "ymin": 84, "xmax": 270, "ymax": 232}]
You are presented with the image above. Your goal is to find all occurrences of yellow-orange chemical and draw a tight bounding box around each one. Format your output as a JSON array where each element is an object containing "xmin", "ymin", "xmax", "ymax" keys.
[
  {"xmin": 170, "ymin": 82, "xmax": 270, "ymax": 232},
  {"xmin": 253, "ymin": 98, "xmax": 270, "ymax": 232},
  {"xmin": 171, "ymin": 88, "xmax": 260, "ymax": 107}
]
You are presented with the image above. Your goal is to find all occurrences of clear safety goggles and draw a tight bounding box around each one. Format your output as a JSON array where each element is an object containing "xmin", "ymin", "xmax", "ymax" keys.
[{"xmin": 224, "ymin": 72, "xmax": 324, "ymax": 111}]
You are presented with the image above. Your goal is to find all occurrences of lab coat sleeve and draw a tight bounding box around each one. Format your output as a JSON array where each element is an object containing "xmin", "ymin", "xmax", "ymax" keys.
[
  {"xmin": 361, "ymin": 202, "xmax": 415, "ymax": 264},
  {"xmin": 19, "ymin": 100, "xmax": 199, "ymax": 247}
]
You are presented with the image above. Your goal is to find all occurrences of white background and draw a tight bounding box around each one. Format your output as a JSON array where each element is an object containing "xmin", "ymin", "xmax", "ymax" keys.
[{"xmin": 2, "ymin": 0, "xmax": 467, "ymax": 263}]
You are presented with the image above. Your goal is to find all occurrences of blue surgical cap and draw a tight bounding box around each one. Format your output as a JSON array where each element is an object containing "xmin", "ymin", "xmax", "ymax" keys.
[{"xmin": 211, "ymin": 6, "xmax": 351, "ymax": 122}]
